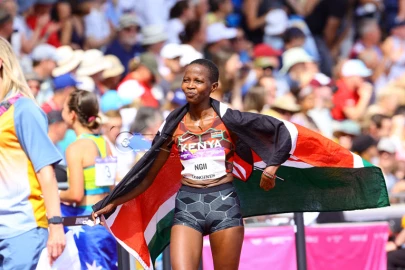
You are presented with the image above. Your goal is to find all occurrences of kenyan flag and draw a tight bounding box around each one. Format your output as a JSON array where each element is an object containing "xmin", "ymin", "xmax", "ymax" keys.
[{"xmin": 103, "ymin": 122, "xmax": 389, "ymax": 270}]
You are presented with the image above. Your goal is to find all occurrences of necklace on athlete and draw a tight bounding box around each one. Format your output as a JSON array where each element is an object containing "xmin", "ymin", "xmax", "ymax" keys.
[{"xmin": 187, "ymin": 112, "xmax": 214, "ymax": 130}]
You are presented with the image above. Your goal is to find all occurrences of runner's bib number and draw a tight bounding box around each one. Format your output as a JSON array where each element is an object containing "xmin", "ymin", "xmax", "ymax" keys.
[
  {"xmin": 180, "ymin": 147, "xmax": 227, "ymax": 180},
  {"xmin": 95, "ymin": 157, "xmax": 117, "ymax": 186}
]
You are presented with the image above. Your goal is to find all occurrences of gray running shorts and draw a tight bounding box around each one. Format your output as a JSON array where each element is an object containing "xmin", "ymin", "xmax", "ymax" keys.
[{"xmin": 173, "ymin": 183, "xmax": 244, "ymax": 235}]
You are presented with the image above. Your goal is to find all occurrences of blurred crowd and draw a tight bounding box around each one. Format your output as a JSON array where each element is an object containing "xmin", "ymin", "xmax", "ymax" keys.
[{"xmin": 2, "ymin": 0, "xmax": 405, "ymax": 203}]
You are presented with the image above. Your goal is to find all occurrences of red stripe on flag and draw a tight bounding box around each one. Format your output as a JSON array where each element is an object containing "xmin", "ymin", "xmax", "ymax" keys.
[
  {"xmin": 110, "ymin": 146, "xmax": 182, "ymax": 267},
  {"xmin": 292, "ymin": 124, "xmax": 354, "ymax": 168},
  {"xmin": 233, "ymin": 152, "xmax": 253, "ymax": 181}
]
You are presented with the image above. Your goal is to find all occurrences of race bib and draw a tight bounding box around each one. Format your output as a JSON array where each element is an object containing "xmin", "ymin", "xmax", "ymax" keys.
[
  {"xmin": 180, "ymin": 147, "xmax": 227, "ymax": 181},
  {"xmin": 95, "ymin": 156, "xmax": 117, "ymax": 186}
]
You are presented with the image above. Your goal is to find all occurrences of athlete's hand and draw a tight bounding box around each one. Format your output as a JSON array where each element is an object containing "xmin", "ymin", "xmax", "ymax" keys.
[
  {"xmin": 92, "ymin": 201, "xmax": 117, "ymax": 225},
  {"xmin": 260, "ymin": 165, "xmax": 280, "ymax": 191}
]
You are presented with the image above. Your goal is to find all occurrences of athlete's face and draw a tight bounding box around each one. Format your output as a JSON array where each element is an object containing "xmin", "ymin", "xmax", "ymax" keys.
[{"xmin": 181, "ymin": 64, "xmax": 218, "ymax": 105}]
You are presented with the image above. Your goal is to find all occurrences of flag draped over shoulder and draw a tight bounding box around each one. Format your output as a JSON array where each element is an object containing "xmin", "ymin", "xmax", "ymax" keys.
[{"xmin": 93, "ymin": 99, "xmax": 389, "ymax": 270}]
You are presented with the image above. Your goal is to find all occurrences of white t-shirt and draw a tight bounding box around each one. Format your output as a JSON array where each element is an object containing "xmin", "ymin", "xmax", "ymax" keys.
[{"xmin": 166, "ymin": 18, "xmax": 184, "ymax": 44}]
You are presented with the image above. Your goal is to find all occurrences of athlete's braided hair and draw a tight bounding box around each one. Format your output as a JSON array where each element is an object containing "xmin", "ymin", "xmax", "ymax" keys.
[
  {"xmin": 189, "ymin": 59, "xmax": 219, "ymax": 84},
  {"xmin": 67, "ymin": 90, "xmax": 100, "ymax": 130}
]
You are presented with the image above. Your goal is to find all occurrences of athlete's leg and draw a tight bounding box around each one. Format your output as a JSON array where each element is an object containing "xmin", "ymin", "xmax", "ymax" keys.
[
  {"xmin": 170, "ymin": 225, "xmax": 203, "ymax": 270},
  {"xmin": 209, "ymin": 226, "xmax": 244, "ymax": 270}
]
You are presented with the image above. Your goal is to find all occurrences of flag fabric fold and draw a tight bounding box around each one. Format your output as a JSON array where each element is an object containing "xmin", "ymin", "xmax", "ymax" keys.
[{"xmin": 92, "ymin": 99, "xmax": 389, "ymax": 270}]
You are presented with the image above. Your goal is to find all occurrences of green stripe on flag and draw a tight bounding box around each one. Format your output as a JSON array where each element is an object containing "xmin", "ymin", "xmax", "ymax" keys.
[
  {"xmin": 362, "ymin": 159, "xmax": 374, "ymax": 168},
  {"xmin": 234, "ymin": 166, "xmax": 389, "ymax": 217},
  {"xmin": 148, "ymin": 209, "xmax": 175, "ymax": 264}
]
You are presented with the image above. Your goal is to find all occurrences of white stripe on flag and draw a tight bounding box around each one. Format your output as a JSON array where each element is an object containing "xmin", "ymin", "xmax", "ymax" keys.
[
  {"xmin": 232, "ymin": 169, "xmax": 242, "ymax": 179},
  {"xmin": 279, "ymin": 120, "xmax": 298, "ymax": 154},
  {"xmin": 352, "ymin": 153, "xmax": 364, "ymax": 168},
  {"xmin": 254, "ymin": 160, "xmax": 313, "ymax": 169},
  {"xmin": 219, "ymin": 102, "xmax": 229, "ymax": 117},
  {"xmin": 282, "ymin": 160, "xmax": 313, "ymax": 168},
  {"xmin": 144, "ymin": 193, "xmax": 177, "ymax": 244},
  {"xmin": 158, "ymin": 120, "xmax": 166, "ymax": 133},
  {"xmin": 233, "ymin": 161, "xmax": 247, "ymax": 179}
]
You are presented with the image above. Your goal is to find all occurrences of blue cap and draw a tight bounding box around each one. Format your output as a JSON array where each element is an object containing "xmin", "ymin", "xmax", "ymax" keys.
[
  {"xmin": 101, "ymin": 90, "xmax": 132, "ymax": 113},
  {"xmin": 52, "ymin": 73, "xmax": 78, "ymax": 91},
  {"xmin": 171, "ymin": 89, "xmax": 187, "ymax": 106}
]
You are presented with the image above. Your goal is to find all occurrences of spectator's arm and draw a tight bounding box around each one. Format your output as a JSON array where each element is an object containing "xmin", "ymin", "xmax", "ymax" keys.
[
  {"xmin": 60, "ymin": 19, "xmax": 72, "ymax": 46},
  {"xmin": 399, "ymin": 0, "xmax": 405, "ymax": 20},
  {"xmin": 394, "ymin": 228, "xmax": 405, "ymax": 247},
  {"xmin": 343, "ymin": 82, "xmax": 373, "ymax": 121},
  {"xmin": 323, "ymin": 17, "xmax": 341, "ymax": 49},
  {"xmin": 243, "ymin": 0, "xmax": 267, "ymax": 30},
  {"xmin": 286, "ymin": 0, "xmax": 319, "ymax": 17},
  {"xmin": 21, "ymin": 28, "xmax": 42, "ymax": 54},
  {"xmin": 59, "ymin": 143, "xmax": 84, "ymax": 204},
  {"xmin": 85, "ymin": 21, "xmax": 116, "ymax": 49},
  {"xmin": 231, "ymin": 77, "xmax": 243, "ymax": 111}
]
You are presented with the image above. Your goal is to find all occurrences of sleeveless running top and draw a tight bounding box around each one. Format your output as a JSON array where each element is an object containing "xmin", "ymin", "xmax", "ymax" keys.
[
  {"xmin": 69, "ymin": 134, "xmax": 110, "ymax": 195},
  {"xmin": 173, "ymin": 112, "xmax": 235, "ymax": 181}
]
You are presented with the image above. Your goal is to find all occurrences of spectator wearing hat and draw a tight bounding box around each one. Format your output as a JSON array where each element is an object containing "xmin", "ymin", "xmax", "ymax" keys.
[
  {"xmin": 32, "ymin": 43, "xmax": 60, "ymax": 105},
  {"xmin": 279, "ymin": 47, "xmax": 318, "ymax": 97},
  {"xmin": 141, "ymin": 24, "xmax": 168, "ymax": 80},
  {"xmin": 238, "ymin": 43, "xmax": 280, "ymax": 97},
  {"xmin": 159, "ymin": 43, "xmax": 183, "ymax": 83},
  {"xmin": 102, "ymin": 55, "xmax": 125, "ymax": 91},
  {"xmin": 263, "ymin": 8, "xmax": 289, "ymax": 50},
  {"xmin": 351, "ymin": 134, "xmax": 378, "ymax": 163},
  {"xmin": 331, "ymin": 59, "xmax": 373, "ymax": 121},
  {"xmin": 52, "ymin": 46, "xmax": 83, "ymax": 77},
  {"xmin": 76, "ymin": 76, "xmax": 96, "ymax": 93},
  {"xmin": 32, "ymin": 44, "xmax": 59, "ymax": 80},
  {"xmin": 206, "ymin": 0, "xmax": 234, "ymax": 25},
  {"xmin": 100, "ymin": 90, "xmax": 132, "ymax": 114},
  {"xmin": 25, "ymin": 72, "xmax": 43, "ymax": 98},
  {"xmin": 26, "ymin": 0, "xmax": 61, "ymax": 47},
  {"xmin": 166, "ymin": 0, "xmax": 194, "ymax": 44},
  {"xmin": 306, "ymin": 73, "xmax": 335, "ymax": 138},
  {"xmin": 204, "ymin": 22, "xmax": 237, "ymax": 60},
  {"xmin": 291, "ymin": 86, "xmax": 320, "ymax": 132},
  {"xmin": 332, "ymin": 120, "xmax": 361, "ymax": 150},
  {"xmin": 377, "ymin": 137, "xmax": 398, "ymax": 192},
  {"xmin": 41, "ymin": 73, "xmax": 78, "ymax": 114},
  {"xmin": 263, "ymin": 94, "xmax": 301, "ymax": 121},
  {"xmin": 142, "ymin": 24, "xmax": 167, "ymax": 56},
  {"xmin": 76, "ymin": 49, "xmax": 110, "ymax": 95},
  {"xmin": 253, "ymin": 43, "xmax": 281, "ymax": 76},
  {"xmin": 117, "ymin": 53, "xmax": 162, "ymax": 108},
  {"xmin": 105, "ymin": 13, "xmax": 143, "ymax": 76}
]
